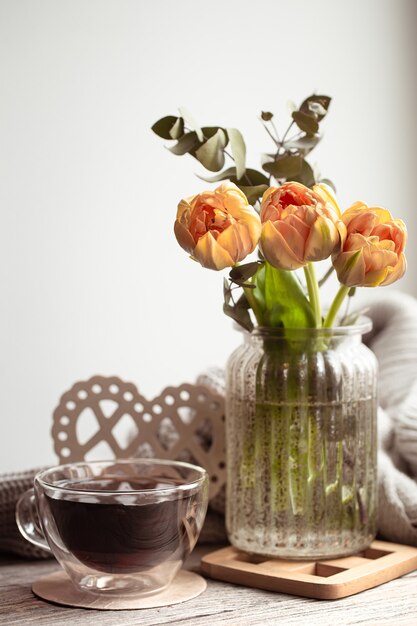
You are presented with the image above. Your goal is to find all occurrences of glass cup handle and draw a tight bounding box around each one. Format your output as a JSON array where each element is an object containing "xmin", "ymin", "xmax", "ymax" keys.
[{"xmin": 15, "ymin": 488, "xmax": 51, "ymax": 552}]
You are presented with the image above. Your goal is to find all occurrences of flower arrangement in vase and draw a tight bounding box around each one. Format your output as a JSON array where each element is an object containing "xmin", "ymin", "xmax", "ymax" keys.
[{"xmin": 152, "ymin": 96, "xmax": 407, "ymax": 559}]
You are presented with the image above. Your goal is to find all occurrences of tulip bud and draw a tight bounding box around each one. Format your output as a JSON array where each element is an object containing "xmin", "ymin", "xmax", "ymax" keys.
[
  {"xmin": 332, "ymin": 202, "xmax": 407, "ymax": 287},
  {"xmin": 260, "ymin": 181, "xmax": 345, "ymax": 270},
  {"xmin": 174, "ymin": 182, "xmax": 261, "ymax": 271}
]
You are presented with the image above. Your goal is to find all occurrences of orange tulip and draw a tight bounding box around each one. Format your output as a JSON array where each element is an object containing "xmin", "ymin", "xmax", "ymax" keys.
[
  {"xmin": 174, "ymin": 182, "xmax": 261, "ymax": 270},
  {"xmin": 332, "ymin": 202, "xmax": 407, "ymax": 287},
  {"xmin": 260, "ymin": 182, "xmax": 345, "ymax": 270}
]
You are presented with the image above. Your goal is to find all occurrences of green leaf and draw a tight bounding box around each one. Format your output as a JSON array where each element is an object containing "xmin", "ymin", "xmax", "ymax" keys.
[
  {"xmin": 178, "ymin": 107, "xmax": 204, "ymax": 142},
  {"xmin": 292, "ymin": 111, "xmax": 319, "ymax": 135},
  {"xmin": 285, "ymin": 134, "xmax": 321, "ymax": 154},
  {"xmin": 169, "ymin": 117, "xmax": 184, "ymax": 140},
  {"xmin": 300, "ymin": 95, "xmax": 331, "ymax": 121},
  {"xmin": 151, "ymin": 116, "xmax": 179, "ymax": 139},
  {"xmin": 263, "ymin": 154, "xmax": 303, "ymax": 179},
  {"xmin": 261, "ymin": 262, "xmax": 315, "ymax": 328},
  {"xmin": 237, "ymin": 184, "xmax": 268, "ymax": 204},
  {"xmin": 195, "ymin": 129, "xmax": 227, "ymax": 172},
  {"xmin": 292, "ymin": 159, "xmax": 316, "ymax": 188},
  {"xmin": 168, "ymin": 132, "xmax": 200, "ymax": 155},
  {"xmin": 261, "ymin": 111, "xmax": 273, "ymax": 121},
  {"xmin": 226, "ymin": 128, "xmax": 246, "ymax": 180}
]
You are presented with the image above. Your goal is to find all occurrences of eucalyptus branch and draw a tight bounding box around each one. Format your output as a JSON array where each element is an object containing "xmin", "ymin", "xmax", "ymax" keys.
[
  {"xmin": 261, "ymin": 121, "xmax": 280, "ymax": 147},
  {"xmin": 280, "ymin": 120, "xmax": 295, "ymax": 146},
  {"xmin": 270, "ymin": 119, "xmax": 281, "ymax": 144}
]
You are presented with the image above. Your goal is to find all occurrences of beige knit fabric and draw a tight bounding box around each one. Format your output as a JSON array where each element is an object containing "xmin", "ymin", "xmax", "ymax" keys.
[
  {"xmin": 0, "ymin": 468, "xmax": 50, "ymax": 558},
  {"xmin": 364, "ymin": 292, "xmax": 417, "ymax": 545}
]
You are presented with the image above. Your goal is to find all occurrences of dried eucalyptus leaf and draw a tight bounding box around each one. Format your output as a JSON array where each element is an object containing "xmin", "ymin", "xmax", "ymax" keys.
[
  {"xmin": 300, "ymin": 95, "xmax": 331, "ymax": 121},
  {"xmin": 201, "ymin": 126, "xmax": 223, "ymax": 139},
  {"xmin": 197, "ymin": 167, "xmax": 237, "ymax": 183},
  {"xmin": 223, "ymin": 277, "xmax": 232, "ymax": 304},
  {"xmin": 169, "ymin": 117, "xmax": 185, "ymax": 140},
  {"xmin": 232, "ymin": 169, "xmax": 269, "ymax": 186},
  {"xmin": 236, "ymin": 293, "xmax": 251, "ymax": 310},
  {"xmin": 263, "ymin": 154, "xmax": 303, "ymax": 178},
  {"xmin": 168, "ymin": 132, "xmax": 200, "ymax": 155},
  {"xmin": 223, "ymin": 303, "xmax": 253, "ymax": 332},
  {"xmin": 230, "ymin": 262, "xmax": 261, "ymax": 283},
  {"xmin": 178, "ymin": 106, "xmax": 204, "ymax": 142},
  {"xmin": 151, "ymin": 115, "xmax": 179, "ymax": 139},
  {"xmin": 292, "ymin": 111, "xmax": 319, "ymax": 135},
  {"xmin": 291, "ymin": 159, "xmax": 316, "ymax": 188},
  {"xmin": 195, "ymin": 129, "xmax": 227, "ymax": 172},
  {"xmin": 226, "ymin": 128, "xmax": 246, "ymax": 180},
  {"xmin": 237, "ymin": 184, "xmax": 268, "ymax": 204},
  {"xmin": 285, "ymin": 134, "xmax": 321, "ymax": 153},
  {"xmin": 308, "ymin": 101, "xmax": 327, "ymax": 117}
]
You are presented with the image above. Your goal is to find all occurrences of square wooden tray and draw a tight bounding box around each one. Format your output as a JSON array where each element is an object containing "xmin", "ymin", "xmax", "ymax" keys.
[{"xmin": 201, "ymin": 540, "xmax": 417, "ymax": 600}]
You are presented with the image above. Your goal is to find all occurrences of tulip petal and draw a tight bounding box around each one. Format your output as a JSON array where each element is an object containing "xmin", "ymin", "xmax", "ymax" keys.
[
  {"xmin": 261, "ymin": 220, "xmax": 304, "ymax": 270},
  {"xmin": 217, "ymin": 222, "xmax": 244, "ymax": 262},
  {"xmin": 313, "ymin": 182, "xmax": 341, "ymax": 216},
  {"xmin": 362, "ymin": 267, "xmax": 390, "ymax": 287},
  {"xmin": 333, "ymin": 249, "xmax": 366, "ymax": 287},
  {"xmin": 193, "ymin": 231, "xmax": 235, "ymax": 270},
  {"xmin": 304, "ymin": 216, "xmax": 339, "ymax": 261},
  {"xmin": 380, "ymin": 253, "xmax": 407, "ymax": 286},
  {"xmin": 176, "ymin": 197, "xmax": 193, "ymax": 221},
  {"xmin": 174, "ymin": 219, "xmax": 196, "ymax": 254}
]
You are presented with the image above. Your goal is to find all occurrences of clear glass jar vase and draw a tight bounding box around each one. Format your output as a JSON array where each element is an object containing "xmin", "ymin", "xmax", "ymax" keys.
[{"xmin": 225, "ymin": 319, "xmax": 378, "ymax": 560}]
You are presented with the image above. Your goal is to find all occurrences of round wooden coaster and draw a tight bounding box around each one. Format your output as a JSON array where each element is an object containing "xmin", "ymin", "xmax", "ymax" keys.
[{"xmin": 32, "ymin": 569, "xmax": 207, "ymax": 610}]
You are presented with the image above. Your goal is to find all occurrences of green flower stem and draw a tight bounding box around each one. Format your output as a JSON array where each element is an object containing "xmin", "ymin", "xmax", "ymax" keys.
[
  {"xmin": 323, "ymin": 285, "xmax": 350, "ymax": 328},
  {"xmin": 304, "ymin": 263, "xmax": 322, "ymax": 327},
  {"xmin": 243, "ymin": 283, "xmax": 264, "ymax": 326}
]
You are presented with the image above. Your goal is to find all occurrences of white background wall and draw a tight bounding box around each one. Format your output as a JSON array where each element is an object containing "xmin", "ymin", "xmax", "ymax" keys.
[{"xmin": 1, "ymin": 0, "xmax": 416, "ymax": 472}]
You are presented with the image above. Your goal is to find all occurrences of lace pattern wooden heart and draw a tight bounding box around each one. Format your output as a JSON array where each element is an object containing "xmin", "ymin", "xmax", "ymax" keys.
[{"xmin": 51, "ymin": 376, "xmax": 226, "ymax": 498}]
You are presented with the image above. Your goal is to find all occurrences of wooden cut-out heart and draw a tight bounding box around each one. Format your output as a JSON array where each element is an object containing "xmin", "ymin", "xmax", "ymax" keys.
[{"xmin": 51, "ymin": 376, "xmax": 226, "ymax": 498}]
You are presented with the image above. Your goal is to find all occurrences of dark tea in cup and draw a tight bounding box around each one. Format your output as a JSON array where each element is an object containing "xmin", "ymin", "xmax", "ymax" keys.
[
  {"xmin": 17, "ymin": 460, "xmax": 209, "ymax": 596},
  {"xmin": 45, "ymin": 475, "xmax": 194, "ymax": 574}
]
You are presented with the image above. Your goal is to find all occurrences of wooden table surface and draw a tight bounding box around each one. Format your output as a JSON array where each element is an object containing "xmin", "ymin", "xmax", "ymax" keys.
[{"xmin": 1, "ymin": 544, "xmax": 417, "ymax": 626}]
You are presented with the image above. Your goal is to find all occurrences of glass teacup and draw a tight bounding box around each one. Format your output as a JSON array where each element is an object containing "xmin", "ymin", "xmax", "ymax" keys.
[{"xmin": 16, "ymin": 459, "xmax": 209, "ymax": 597}]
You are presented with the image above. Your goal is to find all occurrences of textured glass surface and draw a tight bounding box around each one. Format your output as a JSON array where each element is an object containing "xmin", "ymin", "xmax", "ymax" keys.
[{"xmin": 225, "ymin": 322, "xmax": 378, "ymax": 559}]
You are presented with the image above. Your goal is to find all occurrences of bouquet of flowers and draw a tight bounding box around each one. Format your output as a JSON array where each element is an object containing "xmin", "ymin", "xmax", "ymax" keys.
[
  {"xmin": 152, "ymin": 96, "xmax": 409, "ymax": 559},
  {"xmin": 152, "ymin": 95, "xmax": 407, "ymax": 329}
]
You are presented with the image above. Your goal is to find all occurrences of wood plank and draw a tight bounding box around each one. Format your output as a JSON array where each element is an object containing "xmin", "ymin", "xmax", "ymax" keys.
[{"xmin": 1, "ymin": 544, "xmax": 417, "ymax": 625}]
